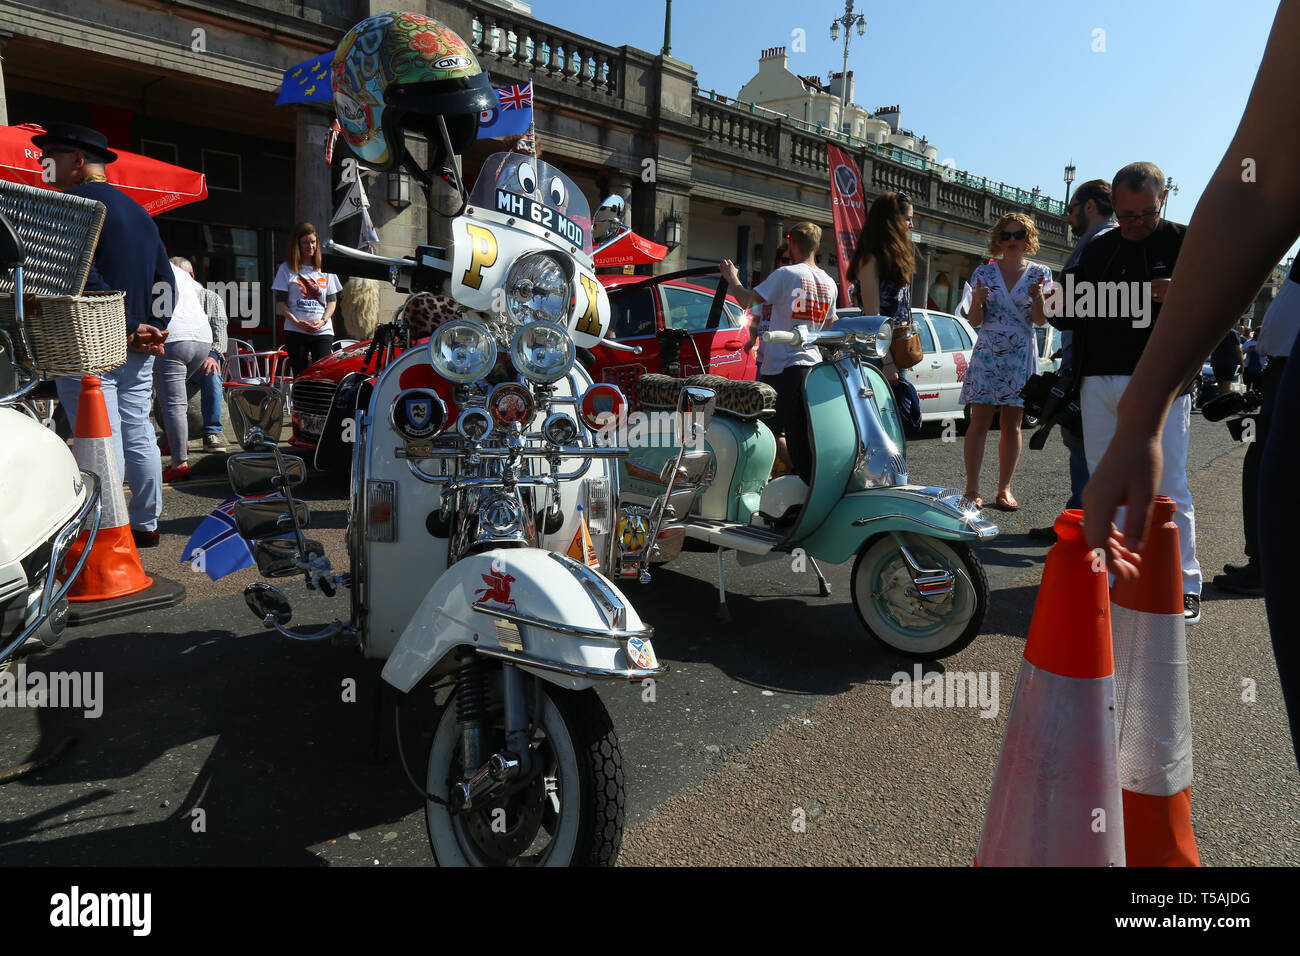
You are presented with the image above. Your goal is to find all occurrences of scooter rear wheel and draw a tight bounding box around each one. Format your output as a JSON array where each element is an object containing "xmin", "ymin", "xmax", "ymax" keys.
[
  {"xmin": 425, "ymin": 681, "xmax": 624, "ymax": 866},
  {"xmin": 850, "ymin": 533, "xmax": 989, "ymax": 659}
]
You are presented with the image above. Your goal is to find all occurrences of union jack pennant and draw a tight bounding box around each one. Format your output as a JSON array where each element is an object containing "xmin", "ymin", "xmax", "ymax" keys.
[
  {"xmin": 180, "ymin": 494, "xmax": 286, "ymax": 581},
  {"xmin": 478, "ymin": 81, "xmax": 534, "ymax": 140}
]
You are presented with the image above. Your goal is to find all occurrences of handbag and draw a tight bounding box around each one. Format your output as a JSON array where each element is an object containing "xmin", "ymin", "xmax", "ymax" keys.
[{"xmin": 890, "ymin": 320, "xmax": 923, "ymax": 370}]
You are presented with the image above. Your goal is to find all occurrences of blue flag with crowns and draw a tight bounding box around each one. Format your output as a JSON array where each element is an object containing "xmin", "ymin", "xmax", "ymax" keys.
[{"xmin": 276, "ymin": 50, "xmax": 335, "ymax": 105}]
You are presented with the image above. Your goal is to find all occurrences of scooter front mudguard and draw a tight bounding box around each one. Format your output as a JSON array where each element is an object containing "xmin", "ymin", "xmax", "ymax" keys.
[
  {"xmin": 381, "ymin": 548, "xmax": 667, "ymax": 694},
  {"xmin": 799, "ymin": 485, "xmax": 999, "ymax": 565}
]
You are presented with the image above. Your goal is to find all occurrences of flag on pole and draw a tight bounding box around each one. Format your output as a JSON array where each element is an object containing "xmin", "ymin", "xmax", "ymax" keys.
[
  {"xmin": 826, "ymin": 143, "xmax": 866, "ymax": 307},
  {"xmin": 275, "ymin": 51, "xmax": 335, "ymax": 105},
  {"xmin": 477, "ymin": 82, "xmax": 534, "ymax": 140},
  {"xmin": 359, "ymin": 202, "xmax": 379, "ymax": 249},
  {"xmin": 325, "ymin": 118, "xmax": 341, "ymax": 166},
  {"xmin": 180, "ymin": 496, "xmax": 254, "ymax": 581},
  {"xmin": 330, "ymin": 176, "xmax": 370, "ymax": 225}
]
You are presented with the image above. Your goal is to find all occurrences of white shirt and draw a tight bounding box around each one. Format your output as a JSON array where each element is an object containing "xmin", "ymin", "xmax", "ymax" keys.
[
  {"xmin": 1260, "ymin": 274, "xmax": 1300, "ymax": 358},
  {"xmin": 165, "ymin": 264, "xmax": 213, "ymax": 346},
  {"xmin": 753, "ymin": 262, "xmax": 837, "ymax": 375},
  {"xmin": 273, "ymin": 262, "xmax": 341, "ymax": 336}
]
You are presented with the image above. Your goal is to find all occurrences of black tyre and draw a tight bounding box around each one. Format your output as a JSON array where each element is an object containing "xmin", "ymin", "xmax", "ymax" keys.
[
  {"xmin": 850, "ymin": 533, "xmax": 990, "ymax": 659},
  {"xmin": 426, "ymin": 681, "xmax": 624, "ymax": 866}
]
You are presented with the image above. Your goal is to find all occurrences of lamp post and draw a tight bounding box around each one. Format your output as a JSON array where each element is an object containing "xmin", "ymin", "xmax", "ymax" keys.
[
  {"xmin": 1063, "ymin": 161, "xmax": 1076, "ymax": 208},
  {"xmin": 829, "ymin": 1, "xmax": 866, "ymax": 123},
  {"xmin": 1162, "ymin": 177, "xmax": 1179, "ymax": 216}
]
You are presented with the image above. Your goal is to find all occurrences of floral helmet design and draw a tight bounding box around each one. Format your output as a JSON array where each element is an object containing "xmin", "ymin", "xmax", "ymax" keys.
[{"xmin": 332, "ymin": 11, "xmax": 495, "ymax": 171}]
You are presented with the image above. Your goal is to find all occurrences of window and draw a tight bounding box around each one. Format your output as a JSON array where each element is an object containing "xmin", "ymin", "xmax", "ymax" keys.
[
  {"xmin": 953, "ymin": 319, "xmax": 973, "ymax": 350},
  {"xmin": 931, "ymin": 314, "xmax": 966, "ymax": 352},
  {"xmin": 661, "ymin": 285, "xmax": 731, "ymax": 333},
  {"xmin": 608, "ymin": 288, "xmax": 655, "ymax": 339},
  {"xmin": 911, "ymin": 311, "xmax": 935, "ymax": 353},
  {"xmin": 139, "ymin": 139, "xmax": 178, "ymax": 165},
  {"xmin": 202, "ymin": 148, "xmax": 242, "ymax": 192}
]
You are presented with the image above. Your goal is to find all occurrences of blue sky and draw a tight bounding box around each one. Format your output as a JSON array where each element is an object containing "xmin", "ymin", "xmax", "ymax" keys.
[{"xmin": 532, "ymin": 0, "xmax": 1292, "ymax": 258}]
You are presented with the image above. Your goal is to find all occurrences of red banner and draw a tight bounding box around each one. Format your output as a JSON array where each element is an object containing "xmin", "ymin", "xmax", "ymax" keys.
[{"xmin": 827, "ymin": 143, "xmax": 866, "ymax": 307}]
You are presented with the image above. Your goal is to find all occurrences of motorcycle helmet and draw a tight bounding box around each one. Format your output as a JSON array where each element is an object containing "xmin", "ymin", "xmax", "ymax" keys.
[{"xmin": 331, "ymin": 11, "xmax": 495, "ymax": 171}]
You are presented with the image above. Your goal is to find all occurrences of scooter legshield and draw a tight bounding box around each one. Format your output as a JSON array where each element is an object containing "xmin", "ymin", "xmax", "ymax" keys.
[{"xmin": 381, "ymin": 548, "xmax": 665, "ymax": 694}]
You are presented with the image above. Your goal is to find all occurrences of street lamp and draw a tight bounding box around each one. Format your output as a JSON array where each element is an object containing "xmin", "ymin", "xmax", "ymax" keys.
[
  {"xmin": 1162, "ymin": 177, "xmax": 1179, "ymax": 216},
  {"xmin": 1063, "ymin": 161, "xmax": 1076, "ymax": 208},
  {"xmin": 829, "ymin": 1, "xmax": 866, "ymax": 119}
]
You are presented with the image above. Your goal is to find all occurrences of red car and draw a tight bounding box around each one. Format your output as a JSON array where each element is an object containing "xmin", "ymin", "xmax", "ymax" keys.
[{"xmin": 289, "ymin": 275, "xmax": 756, "ymax": 450}]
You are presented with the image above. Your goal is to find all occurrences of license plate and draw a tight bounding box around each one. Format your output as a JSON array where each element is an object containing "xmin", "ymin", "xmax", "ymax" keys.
[
  {"xmin": 294, "ymin": 411, "xmax": 327, "ymax": 436},
  {"xmin": 625, "ymin": 636, "xmax": 658, "ymax": 670}
]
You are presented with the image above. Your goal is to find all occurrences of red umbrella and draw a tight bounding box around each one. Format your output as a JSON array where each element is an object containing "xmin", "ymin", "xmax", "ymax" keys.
[
  {"xmin": 593, "ymin": 230, "xmax": 669, "ymax": 268},
  {"xmin": 0, "ymin": 123, "xmax": 207, "ymax": 216}
]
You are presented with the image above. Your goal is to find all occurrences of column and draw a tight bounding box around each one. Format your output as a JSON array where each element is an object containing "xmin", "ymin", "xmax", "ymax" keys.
[
  {"xmin": 761, "ymin": 212, "xmax": 785, "ymax": 275},
  {"xmin": 293, "ymin": 105, "xmax": 334, "ymax": 233},
  {"xmin": 0, "ymin": 32, "xmax": 11, "ymax": 127}
]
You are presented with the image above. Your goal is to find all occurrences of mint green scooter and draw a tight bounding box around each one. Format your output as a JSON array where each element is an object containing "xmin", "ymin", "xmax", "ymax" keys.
[{"xmin": 610, "ymin": 316, "xmax": 997, "ymax": 659}]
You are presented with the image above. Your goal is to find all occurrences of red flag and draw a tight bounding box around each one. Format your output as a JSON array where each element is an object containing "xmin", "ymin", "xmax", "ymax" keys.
[{"xmin": 826, "ymin": 144, "xmax": 866, "ymax": 306}]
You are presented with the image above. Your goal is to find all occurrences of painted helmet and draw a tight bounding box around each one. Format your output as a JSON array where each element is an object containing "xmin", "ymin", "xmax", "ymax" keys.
[{"xmin": 332, "ymin": 11, "xmax": 495, "ymax": 171}]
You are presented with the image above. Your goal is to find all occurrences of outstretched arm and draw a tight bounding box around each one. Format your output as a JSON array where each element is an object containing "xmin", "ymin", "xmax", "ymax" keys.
[{"xmin": 1083, "ymin": 0, "xmax": 1300, "ymax": 566}]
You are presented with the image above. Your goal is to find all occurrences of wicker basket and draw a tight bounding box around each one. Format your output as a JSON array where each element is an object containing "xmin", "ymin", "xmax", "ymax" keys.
[{"xmin": 0, "ymin": 291, "xmax": 127, "ymax": 376}]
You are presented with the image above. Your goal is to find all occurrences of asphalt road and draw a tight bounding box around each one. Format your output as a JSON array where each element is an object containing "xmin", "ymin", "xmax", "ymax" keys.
[{"xmin": 1, "ymin": 410, "xmax": 1294, "ymax": 866}]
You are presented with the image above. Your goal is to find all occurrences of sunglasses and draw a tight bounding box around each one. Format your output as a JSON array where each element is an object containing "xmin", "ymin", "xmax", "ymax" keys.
[
  {"xmin": 1115, "ymin": 210, "xmax": 1160, "ymax": 224},
  {"xmin": 1000, "ymin": 229, "xmax": 1028, "ymax": 242}
]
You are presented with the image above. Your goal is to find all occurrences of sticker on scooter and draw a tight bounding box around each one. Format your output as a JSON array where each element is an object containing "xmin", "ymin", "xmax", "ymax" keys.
[
  {"xmin": 475, "ymin": 566, "xmax": 518, "ymax": 612},
  {"xmin": 391, "ymin": 388, "xmax": 447, "ymax": 441},
  {"xmin": 626, "ymin": 637, "xmax": 657, "ymax": 670}
]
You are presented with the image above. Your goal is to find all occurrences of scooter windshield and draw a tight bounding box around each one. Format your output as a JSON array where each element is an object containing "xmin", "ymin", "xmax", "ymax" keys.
[{"xmin": 469, "ymin": 153, "xmax": 593, "ymax": 254}]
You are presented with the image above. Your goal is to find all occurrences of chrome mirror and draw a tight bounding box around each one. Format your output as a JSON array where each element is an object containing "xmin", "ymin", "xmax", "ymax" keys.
[
  {"xmin": 228, "ymin": 385, "xmax": 285, "ymax": 450},
  {"xmin": 678, "ymin": 385, "xmax": 717, "ymax": 437},
  {"xmin": 244, "ymin": 582, "xmax": 292, "ymax": 625},
  {"xmin": 592, "ymin": 194, "xmax": 628, "ymax": 246},
  {"xmin": 227, "ymin": 453, "xmax": 306, "ymax": 496},
  {"xmin": 233, "ymin": 496, "xmax": 310, "ymax": 540},
  {"xmin": 253, "ymin": 536, "xmax": 325, "ymax": 578}
]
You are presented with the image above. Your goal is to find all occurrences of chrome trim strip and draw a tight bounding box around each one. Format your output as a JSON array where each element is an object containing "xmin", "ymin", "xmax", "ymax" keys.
[
  {"xmin": 474, "ymin": 645, "xmax": 669, "ymax": 681},
  {"xmin": 850, "ymin": 512, "xmax": 999, "ymax": 539},
  {"xmin": 1, "ymin": 472, "xmax": 101, "ymax": 661},
  {"xmin": 471, "ymin": 600, "xmax": 650, "ymax": 643}
]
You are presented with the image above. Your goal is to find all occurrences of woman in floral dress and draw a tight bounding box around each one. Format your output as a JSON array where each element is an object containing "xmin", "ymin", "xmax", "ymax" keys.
[{"xmin": 960, "ymin": 212, "xmax": 1051, "ymax": 510}]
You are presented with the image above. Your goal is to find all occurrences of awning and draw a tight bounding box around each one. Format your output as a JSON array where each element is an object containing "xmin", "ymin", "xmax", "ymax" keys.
[{"xmin": 0, "ymin": 123, "xmax": 208, "ymax": 216}]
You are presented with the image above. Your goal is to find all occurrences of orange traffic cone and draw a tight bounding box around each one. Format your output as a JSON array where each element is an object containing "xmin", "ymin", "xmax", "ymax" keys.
[
  {"xmin": 1111, "ymin": 495, "xmax": 1200, "ymax": 866},
  {"xmin": 61, "ymin": 377, "xmax": 184, "ymax": 624},
  {"xmin": 976, "ymin": 509, "xmax": 1126, "ymax": 866},
  {"xmin": 567, "ymin": 504, "xmax": 601, "ymax": 569}
]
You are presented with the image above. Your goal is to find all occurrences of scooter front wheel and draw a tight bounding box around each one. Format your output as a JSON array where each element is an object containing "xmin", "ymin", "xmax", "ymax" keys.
[
  {"xmin": 425, "ymin": 681, "xmax": 624, "ymax": 866},
  {"xmin": 850, "ymin": 533, "xmax": 989, "ymax": 659}
]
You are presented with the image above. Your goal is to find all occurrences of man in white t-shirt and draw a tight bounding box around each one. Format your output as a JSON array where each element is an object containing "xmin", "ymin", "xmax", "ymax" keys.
[{"xmin": 720, "ymin": 221, "xmax": 837, "ymax": 476}]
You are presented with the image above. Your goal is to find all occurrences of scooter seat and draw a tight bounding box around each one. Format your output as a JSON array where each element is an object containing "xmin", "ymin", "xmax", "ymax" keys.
[{"xmin": 637, "ymin": 373, "xmax": 775, "ymax": 421}]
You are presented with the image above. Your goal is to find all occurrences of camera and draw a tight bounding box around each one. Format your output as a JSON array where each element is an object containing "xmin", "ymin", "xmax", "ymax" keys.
[{"xmin": 1202, "ymin": 389, "xmax": 1262, "ymax": 441}]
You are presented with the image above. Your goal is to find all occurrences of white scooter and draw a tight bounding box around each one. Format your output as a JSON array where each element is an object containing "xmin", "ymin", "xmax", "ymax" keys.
[
  {"xmin": 222, "ymin": 149, "xmax": 666, "ymax": 866},
  {"xmin": 0, "ymin": 210, "xmax": 102, "ymax": 664}
]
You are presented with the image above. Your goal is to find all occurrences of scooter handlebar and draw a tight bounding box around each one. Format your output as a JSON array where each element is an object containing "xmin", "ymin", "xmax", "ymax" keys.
[{"xmin": 763, "ymin": 331, "xmax": 800, "ymax": 345}]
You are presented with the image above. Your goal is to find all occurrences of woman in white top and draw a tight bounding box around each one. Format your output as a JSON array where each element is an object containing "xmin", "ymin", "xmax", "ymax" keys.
[
  {"xmin": 153, "ymin": 257, "xmax": 213, "ymax": 482},
  {"xmin": 272, "ymin": 222, "xmax": 341, "ymax": 376}
]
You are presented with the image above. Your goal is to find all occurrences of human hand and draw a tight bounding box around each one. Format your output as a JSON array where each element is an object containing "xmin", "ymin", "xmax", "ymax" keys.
[
  {"xmin": 973, "ymin": 278, "xmax": 990, "ymax": 308},
  {"xmin": 201, "ymin": 356, "xmax": 221, "ymax": 376},
  {"xmin": 1029, "ymin": 276, "xmax": 1046, "ymax": 304},
  {"xmin": 1151, "ymin": 278, "xmax": 1171, "ymax": 303},
  {"xmin": 1080, "ymin": 426, "xmax": 1162, "ymax": 580},
  {"xmin": 719, "ymin": 259, "xmax": 740, "ymax": 286},
  {"xmin": 130, "ymin": 324, "xmax": 168, "ymax": 356}
]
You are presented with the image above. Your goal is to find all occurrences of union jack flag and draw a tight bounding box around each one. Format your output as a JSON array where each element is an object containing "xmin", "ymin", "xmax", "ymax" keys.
[
  {"xmin": 498, "ymin": 82, "xmax": 533, "ymax": 110},
  {"xmin": 180, "ymin": 493, "xmax": 285, "ymax": 581}
]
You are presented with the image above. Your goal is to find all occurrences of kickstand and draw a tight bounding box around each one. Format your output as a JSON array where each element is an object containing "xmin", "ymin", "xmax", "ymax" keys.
[
  {"xmin": 809, "ymin": 557, "xmax": 832, "ymax": 597},
  {"xmin": 715, "ymin": 548, "xmax": 732, "ymax": 622}
]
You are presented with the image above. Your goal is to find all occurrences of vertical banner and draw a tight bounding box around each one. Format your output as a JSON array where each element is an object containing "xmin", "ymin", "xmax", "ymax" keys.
[{"xmin": 827, "ymin": 144, "xmax": 866, "ymax": 307}]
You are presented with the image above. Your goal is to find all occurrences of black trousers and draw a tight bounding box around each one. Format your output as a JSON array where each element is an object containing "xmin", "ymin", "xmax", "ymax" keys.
[
  {"xmin": 284, "ymin": 330, "xmax": 333, "ymax": 377},
  {"xmin": 1241, "ymin": 357, "xmax": 1285, "ymax": 562}
]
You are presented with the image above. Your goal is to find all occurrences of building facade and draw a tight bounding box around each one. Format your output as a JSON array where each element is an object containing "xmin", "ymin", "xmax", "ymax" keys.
[{"xmin": 0, "ymin": 0, "xmax": 1071, "ymax": 332}]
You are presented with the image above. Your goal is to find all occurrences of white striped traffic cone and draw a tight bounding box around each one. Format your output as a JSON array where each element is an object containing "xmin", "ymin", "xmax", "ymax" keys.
[
  {"xmin": 1111, "ymin": 495, "xmax": 1200, "ymax": 866},
  {"xmin": 976, "ymin": 509, "xmax": 1126, "ymax": 866}
]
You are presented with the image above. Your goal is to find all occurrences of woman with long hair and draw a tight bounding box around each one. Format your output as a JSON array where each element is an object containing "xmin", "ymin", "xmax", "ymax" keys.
[
  {"xmin": 850, "ymin": 192, "xmax": 923, "ymax": 430},
  {"xmin": 272, "ymin": 222, "xmax": 341, "ymax": 376},
  {"xmin": 959, "ymin": 212, "xmax": 1051, "ymax": 510}
]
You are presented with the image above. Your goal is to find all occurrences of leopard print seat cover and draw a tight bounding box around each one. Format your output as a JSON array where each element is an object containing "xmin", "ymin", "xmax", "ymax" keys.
[{"xmin": 637, "ymin": 373, "xmax": 776, "ymax": 420}]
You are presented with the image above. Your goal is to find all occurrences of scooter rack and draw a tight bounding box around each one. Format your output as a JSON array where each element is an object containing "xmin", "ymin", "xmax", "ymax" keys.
[{"xmin": 896, "ymin": 542, "xmax": 956, "ymax": 600}]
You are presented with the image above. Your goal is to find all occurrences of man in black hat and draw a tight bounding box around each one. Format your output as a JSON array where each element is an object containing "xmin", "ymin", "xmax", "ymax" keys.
[{"xmin": 34, "ymin": 122, "xmax": 174, "ymax": 547}]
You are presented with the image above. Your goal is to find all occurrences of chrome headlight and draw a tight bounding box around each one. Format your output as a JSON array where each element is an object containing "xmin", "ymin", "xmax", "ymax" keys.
[
  {"xmin": 874, "ymin": 324, "xmax": 892, "ymax": 359},
  {"xmin": 510, "ymin": 320, "xmax": 575, "ymax": 383},
  {"xmin": 505, "ymin": 253, "xmax": 571, "ymax": 325},
  {"xmin": 428, "ymin": 319, "xmax": 497, "ymax": 383}
]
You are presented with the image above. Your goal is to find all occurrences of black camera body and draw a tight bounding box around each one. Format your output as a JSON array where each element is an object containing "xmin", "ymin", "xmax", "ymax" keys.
[{"xmin": 1202, "ymin": 389, "xmax": 1263, "ymax": 442}]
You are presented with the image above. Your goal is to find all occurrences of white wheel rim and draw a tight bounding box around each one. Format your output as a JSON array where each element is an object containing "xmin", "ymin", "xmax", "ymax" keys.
[{"xmin": 854, "ymin": 534, "xmax": 976, "ymax": 655}]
